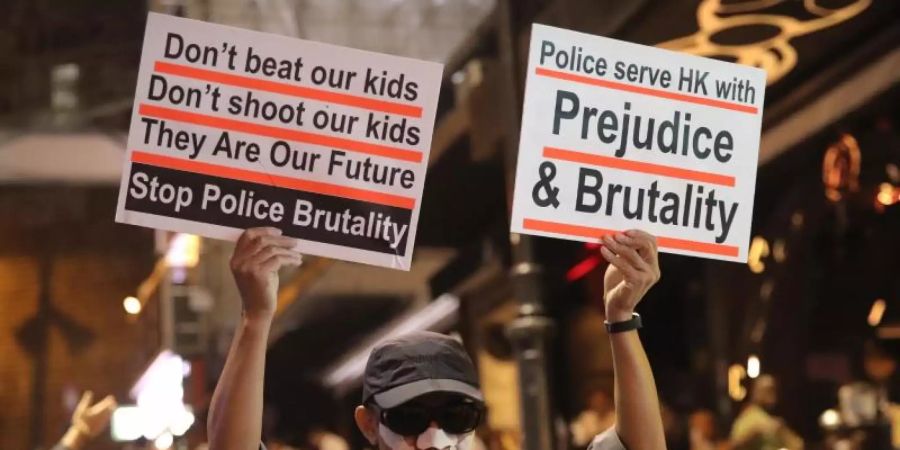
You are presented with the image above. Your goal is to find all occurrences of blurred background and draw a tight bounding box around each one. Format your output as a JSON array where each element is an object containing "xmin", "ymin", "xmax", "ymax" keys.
[{"xmin": 0, "ymin": 1, "xmax": 898, "ymax": 449}]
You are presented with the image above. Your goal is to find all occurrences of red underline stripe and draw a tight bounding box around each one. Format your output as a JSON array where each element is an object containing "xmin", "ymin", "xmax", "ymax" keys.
[
  {"xmin": 523, "ymin": 218, "xmax": 739, "ymax": 257},
  {"xmin": 535, "ymin": 67, "xmax": 758, "ymax": 115},
  {"xmin": 543, "ymin": 146, "xmax": 736, "ymax": 187},
  {"xmin": 131, "ymin": 150, "xmax": 416, "ymax": 210},
  {"xmin": 138, "ymin": 103, "xmax": 423, "ymax": 163},
  {"xmin": 155, "ymin": 61, "xmax": 422, "ymax": 118}
]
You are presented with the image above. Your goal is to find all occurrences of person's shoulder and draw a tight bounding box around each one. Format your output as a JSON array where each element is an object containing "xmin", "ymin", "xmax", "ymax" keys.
[
  {"xmin": 734, "ymin": 404, "xmax": 763, "ymax": 420},
  {"xmin": 731, "ymin": 404, "xmax": 766, "ymax": 437},
  {"xmin": 588, "ymin": 427, "xmax": 626, "ymax": 450}
]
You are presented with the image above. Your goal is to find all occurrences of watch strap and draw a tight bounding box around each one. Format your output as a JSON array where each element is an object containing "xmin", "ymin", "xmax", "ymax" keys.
[{"xmin": 605, "ymin": 313, "xmax": 642, "ymax": 333}]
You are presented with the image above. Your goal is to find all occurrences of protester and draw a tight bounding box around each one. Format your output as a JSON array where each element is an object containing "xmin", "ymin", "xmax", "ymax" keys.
[
  {"xmin": 689, "ymin": 409, "xmax": 730, "ymax": 450},
  {"xmin": 571, "ymin": 387, "xmax": 616, "ymax": 448},
  {"xmin": 51, "ymin": 391, "xmax": 118, "ymax": 450},
  {"xmin": 264, "ymin": 440, "xmax": 300, "ymax": 450},
  {"xmin": 307, "ymin": 428, "xmax": 350, "ymax": 450},
  {"xmin": 730, "ymin": 375, "xmax": 803, "ymax": 450},
  {"xmin": 863, "ymin": 341, "xmax": 900, "ymax": 449},
  {"xmin": 661, "ymin": 402, "xmax": 689, "ymax": 450},
  {"xmin": 833, "ymin": 340, "xmax": 898, "ymax": 449},
  {"xmin": 207, "ymin": 228, "xmax": 665, "ymax": 450}
]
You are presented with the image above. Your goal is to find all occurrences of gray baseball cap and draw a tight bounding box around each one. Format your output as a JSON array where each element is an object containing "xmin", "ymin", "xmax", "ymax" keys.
[{"xmin": 362, "ymin": 331, "xmax": 484, "ymax": 409}]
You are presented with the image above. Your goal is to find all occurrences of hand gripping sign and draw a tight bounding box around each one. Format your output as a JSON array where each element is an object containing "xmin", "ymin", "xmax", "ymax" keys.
[
  {"xmin": 115, "ymin": 13, "xmax": 442, "ymax": 270},
  {"xmin": 511, "ymin": 25, "xmax": 766, "ymax": 262}
]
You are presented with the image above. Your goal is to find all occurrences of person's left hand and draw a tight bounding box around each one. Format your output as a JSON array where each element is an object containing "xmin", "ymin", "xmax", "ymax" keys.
[
  {"xmin": 600, "ymin": 230, "xmax": 661, "ymax": 322},
  {"xmin": 72, "ymin": 391, "xmax": 117, "ymax": 437},
  {"xmin": 60, "ymin": 391, "xmax": 117, "ymax": 449}
]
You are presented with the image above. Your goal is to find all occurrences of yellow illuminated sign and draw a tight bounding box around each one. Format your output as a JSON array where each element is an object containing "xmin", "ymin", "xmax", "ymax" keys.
[{"xmin": 659, "ymin": 0, "xmax": 871, "ymax": 84}]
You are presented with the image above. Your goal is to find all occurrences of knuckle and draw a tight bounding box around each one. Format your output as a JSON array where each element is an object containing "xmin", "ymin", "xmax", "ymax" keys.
[{"xmin": 237, "ymin": 264, "xmax": 256, "ymax": 276}]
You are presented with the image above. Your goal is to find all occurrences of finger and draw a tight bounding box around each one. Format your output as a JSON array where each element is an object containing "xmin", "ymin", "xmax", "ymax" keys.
[
  {"xmin": 258, "ymin": 253, "xmax": 304, "ymax": 273},
  {"xmin": 236, "ymin": 227, "xmax": 282, "ymax": 251},
  {"xmin": 234, "ymin": 229, "xmax": 257, "ymax": 261},
  {"xmin": 234, "ymin": 236, "xmax": 297, "ymax": 270},
  {"xmin": 236, "ymin": 227, "xmax": 269, "ymax": 247},
  {"xmin": 604, "ymin": 235, "xmax": 651, "ymax": 273},
  {"xmin": 624, "ymin": 230, "xmax": 660, "ymax": 278},
  {"xmin": 246, "ymin": 235, "xmax": 298, "ymax": 257},
  {"xmin": 248, "ymin": 247, "xmax": 302, "ymax": 267},
  {"xmin": 600, "ymin": 245, "xmax": 640, "ymax": 281},
  {"xmin": 612, "ymin": 234, "xmax": 653, "ymax": 271},
  {"xmin": 262, "ymin": 235, "xmax": 298, "ymax": 249},
  {"xmin": 88, "ymin": 395, "xmax": 118, "ymax": 415},
  {"xmin": 625, "ymin": 229, "xmax": 658, "ymax": 254},
  {"xmin": 75, "ymin": 391, "xmax": 93, "ymax": 415}
]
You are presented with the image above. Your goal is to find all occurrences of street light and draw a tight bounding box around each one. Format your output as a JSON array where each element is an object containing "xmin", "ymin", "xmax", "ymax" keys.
[
  {"xmin": 747, "ymin": 354, "xmax": 761, "ymax": 379},
  {"xmin": 868, "ymin": 299, "xmax": 886, "ymax": 327},
  {"xmin": 123, "ymin": 296, "xmax": 142, "ymax": 315}
]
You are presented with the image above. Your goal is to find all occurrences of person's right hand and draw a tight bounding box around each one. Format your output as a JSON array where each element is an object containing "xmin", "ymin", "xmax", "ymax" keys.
[{"xmin": 230, "ymin": 227, "xmax": 302, "ymax": 321}]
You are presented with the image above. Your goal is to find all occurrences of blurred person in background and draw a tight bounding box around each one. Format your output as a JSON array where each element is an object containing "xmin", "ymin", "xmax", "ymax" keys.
[
  {"xmin": 689, "ymin": 409, "xmax": 731, "ymax": 450},
  {"xmin": 306, "ymin": 427, "xmax": 350, "ymax": 450},
  {"xmin": 207, "ymin": 228, "xmax": 667, "ymax": 450},
  {"xmin": 861, "ymin": 341, "xmax": 900, "ymax": 448},
  {"xmin": 264, "ymin": 440, "xmax": 300, "ymax": 450},
  {"xmin": 571, "ymin": 387, "xmax": 616, "ymax": 448},
  {"xmin": 661, "ymin": 402, "xmax": 689, "ymax": 450},
  {"xmin": 51, "ymin": 391, "xmax": 117, "ymax": 450},
  {"xmin": 264, "ymin": 431, "xmax": 348, "ymax": 450},
  {"xmin": 730, "ymin": 374, "xmax": 803, "ymax": 450},
  {"xmin": 834, "ymin": 340, "xmax": 898, "ymax": 449}
]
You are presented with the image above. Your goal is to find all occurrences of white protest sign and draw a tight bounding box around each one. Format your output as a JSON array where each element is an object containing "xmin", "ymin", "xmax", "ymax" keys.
[
  {"xmin": 116, "ymin": 13, "xmax": 443, "ymax": 270},
  {"xmin": 511, "ymin": 24, "xmax": 766, "ymax": 262}
]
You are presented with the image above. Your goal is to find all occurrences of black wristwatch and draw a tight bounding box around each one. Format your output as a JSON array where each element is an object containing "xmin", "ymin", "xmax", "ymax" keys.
[{"xmin": 605, "ymin": 313, "xmax": 642, "ymax": 333}]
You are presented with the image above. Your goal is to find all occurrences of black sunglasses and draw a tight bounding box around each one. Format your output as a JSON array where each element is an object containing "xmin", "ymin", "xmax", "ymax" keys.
[{"xmin": 374, "ymin": 401, "xmax": 484, "ymax": 436}]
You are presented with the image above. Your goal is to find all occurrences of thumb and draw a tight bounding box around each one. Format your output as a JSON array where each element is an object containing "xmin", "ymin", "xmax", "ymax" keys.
[{"xmin": 88, "ymin": 395, "xmax": 118, "ymax": 416}]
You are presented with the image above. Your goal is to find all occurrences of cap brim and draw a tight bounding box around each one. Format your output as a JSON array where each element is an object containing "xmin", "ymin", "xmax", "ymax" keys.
[{"xmin": 372, "ymin": 378, "xmax": 484, "ymax": 409}]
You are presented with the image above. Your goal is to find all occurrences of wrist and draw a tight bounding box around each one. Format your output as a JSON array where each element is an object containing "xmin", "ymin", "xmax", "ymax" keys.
[
  {"xmin": 241, "ymin": 312, "xmax": 274, "ymax": 330},
  {"xmin": 242, "ymin": 303, "xmax": 275, "ymax": 323},
  {"xmin": 60, "ymin": 425, "xmax": 89, "ymax": 450},
  {"xmin": 605, "ymin": 307, "xmax": 634, "ymax": 323}
]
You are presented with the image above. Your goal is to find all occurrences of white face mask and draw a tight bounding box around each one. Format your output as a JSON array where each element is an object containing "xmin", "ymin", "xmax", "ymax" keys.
[{"xmin": 378, "ymin": 424, "xmax": 475, "ymax": 450}]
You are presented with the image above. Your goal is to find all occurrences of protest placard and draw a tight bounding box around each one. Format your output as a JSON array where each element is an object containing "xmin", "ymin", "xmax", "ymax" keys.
[
  {"xmin": 116, "ymin": 13, "xmax": 443, "ymax": 270},
  {"xmin": 511, "ymin": 24, "xmax": 767, "ymax": 262}
]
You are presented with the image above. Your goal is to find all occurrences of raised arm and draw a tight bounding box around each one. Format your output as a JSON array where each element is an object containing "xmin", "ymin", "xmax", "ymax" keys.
[
  {"xmin": 600, "ymin": 230, "xmax": 666, "ymax": 450},
  {"xmin": 207, "ymin": 228, "xmax": 302, "ymax": 450}
]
